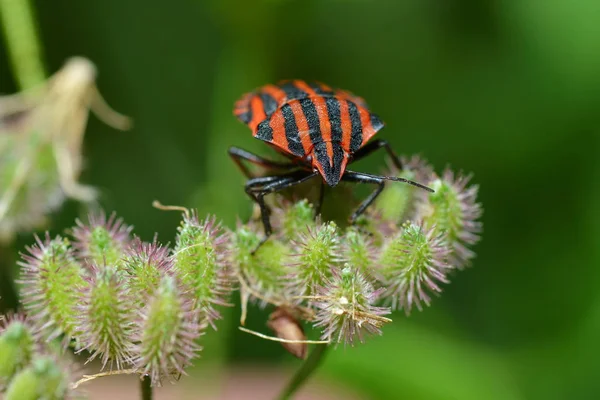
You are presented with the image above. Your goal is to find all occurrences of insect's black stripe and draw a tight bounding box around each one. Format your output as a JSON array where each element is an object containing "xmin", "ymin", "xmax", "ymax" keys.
[
  {"xmin": 309, "ymin": 82, "xmax": 333, "ymax": 96},
  {"xmin": 299, "ymin": 98, "xmax": 324, "ymax": 147},
  {"xmin": 325, "ymin": 97, "xmax": 342, "ymax": 143},
  {"xmin": 237, "ymin": 110, "xmax": 252, "ymax": 124},
  {"xmin": 370, "ymin": 112, "xmax": 384, "ymax": 132},
  {"xmin": 255, "ymin": 120, "xmax": 273, "ymax": 141},
  {"xmin": 348, "ymin": 101, "xmax": 363, "ymax": 153},
  {"xmin": 280, "ymin": 81, "xmax": 308, "ymax": 101},
  {"xmin": 280, "ymin": 104, "xmax": 305, "ymax": 157},
  {"xmin": 259, "ymin": 93, "xmax": 278, "ymax": 117}
]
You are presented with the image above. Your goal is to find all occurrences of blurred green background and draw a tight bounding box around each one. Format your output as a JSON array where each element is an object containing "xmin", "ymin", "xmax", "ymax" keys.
[{"xmin": 1, "ymin": 0, "xmax": 599, "ymax": 399}]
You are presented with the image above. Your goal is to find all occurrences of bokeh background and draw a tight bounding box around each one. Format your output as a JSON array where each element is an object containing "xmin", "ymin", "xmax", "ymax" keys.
[{"xmin": 1, "ymin": 1, "xmax": 599, "ymax": 399}]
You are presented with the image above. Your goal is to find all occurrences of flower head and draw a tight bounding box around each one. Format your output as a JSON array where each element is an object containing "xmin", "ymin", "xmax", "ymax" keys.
[
  {"xmin": 131, "ymin": 275, "xmax": 205, "ymax": 386},
  {"xmin": 379, "ymin": 222, "xmax": 451, "ymax": 314},
  {"xmin": 71, "ymin": 211, "xmax": 132, "ymax": 267},
  {"xmin": 123, "ymin": 237, "xmax": 173, "ymax": 306},
  {"xmin": 313, "ymin": 265, "xmax": 391, "ymax": 345},
  {"xmin": 287, "ymin": 222, "xmax": 342, "ymax": 299},
  {"xmin": 76, "ymin": 265, "xmax": 135, "ymax": 371},
  {"xmin": 417, "ymin": 170, "xmax": 483, "ymax": 268},
  {"xmin": 0, "ymin": 313, "xmax": 36, "ymax": 387},
  {"xmin": 172, "ymin": 212, "xmax": 233, "ymax": 326},
  {"xmin": 18, "ymin": 234, "xmax": 87, "ymax": 343}
]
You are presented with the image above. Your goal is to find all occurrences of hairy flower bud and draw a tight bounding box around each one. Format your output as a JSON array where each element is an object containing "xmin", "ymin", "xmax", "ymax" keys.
[
  {"xmin": 232, "ymin": 225, "xmax": 291, "ymax": 303},
  {"xmin": 172, "ymin": 212, "xmax": 232, "ymax": 326},
  {"xmin": 18, "ymin": 234, "xmax": 87, "ymax": 342},
  {"xmin": 375, "ymin": 155, "xmax": 434, "ymax": 222},
  {"xmin": 418, "ymin": 170, "xmax": 483, "ymax": 268},
  {"xmin": 0, "ymin": 314, "xmax": 35, "ymax": 387},
  {"xmin": 313, "ymin": 265, "xmax": 390, "ymax": 345},
  {"xmin": 132, "ymin": 276, "xmax": 205, "ymax": 386},
  {"xmin": 379, "ymin": 222, "xmax": 451, "ymax": 314},
  {"xmin": 288, "ymin": 222, "xmax": 341, "ymax": 298},
  {"xmin": 273, "ymin": 199, "xmax": 316, "ymax": 241},
  {"xmin": 76, "ymin": 265, "xmax": 135, "ymax": 370},
  {"xmin": 71, "ymin": 211, "xmax": 132, "ymax": 267},
  {"xmin": 342, "ymin": 228, "xmax": 376, "ymax": 277},
  {"xmin": 4, "ymin": 356, "xmax": 76, "ymax": 400},
  {"xmin": 123, "ymin": 238, "xmax": 173, "ymax": 307}
]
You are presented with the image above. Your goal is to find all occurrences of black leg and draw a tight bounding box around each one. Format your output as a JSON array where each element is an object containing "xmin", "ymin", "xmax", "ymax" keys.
[
  {"xmin": 342, "ymin": 170, "xmax": 434, "ymax": 223},
  {"xmin": 246, "ymin": 171, "xmax": 319, "ymax": 251},
  {"xmin": 350, "ymin": 139, "xmax": 402, "ymax": 170},
  {"xmin": 342, "ymin": 171, "xmax": 385, "ymax": 223},
  {"xmin": 229, "ymin": 146, "xmax": 297, "ymax": 179},
  {"xmin": 314, "ymin": 181, "xmax": 325, "ymax": 218}
]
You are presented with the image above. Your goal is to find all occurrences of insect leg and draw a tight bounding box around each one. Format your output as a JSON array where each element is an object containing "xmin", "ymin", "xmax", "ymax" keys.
[
  {"xmin": 350, "ymin": 139, "xmax": 402, "ymax": 170},
  {"xmin": 229, "ymin": 146, "xmax": 297, "ymax": 179},
  {"xmin": 314, "ymin": 181, "xmax": 325, "ymax": 219},
  {"xmin": 341, "ymin": 171, "xmax": 386, "ymax": 223},
  {"xmin": 246, "ymin": 171, "xmax": 319, "ymax": 252}
]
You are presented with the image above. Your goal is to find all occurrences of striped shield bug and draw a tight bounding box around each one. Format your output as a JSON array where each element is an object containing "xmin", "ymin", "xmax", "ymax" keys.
[{"xmin": 230, "ymin": 80, "xmax": 433, "ymax": 250}]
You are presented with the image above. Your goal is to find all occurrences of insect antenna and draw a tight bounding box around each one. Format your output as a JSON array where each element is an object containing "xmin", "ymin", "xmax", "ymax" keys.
[{"xmin": 345, "ymin": 170, "xmax": 434, "ymax": 193}]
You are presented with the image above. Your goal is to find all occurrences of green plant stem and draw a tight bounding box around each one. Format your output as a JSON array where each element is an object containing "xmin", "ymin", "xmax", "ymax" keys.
[
  {"xmin": 277, "ymin": 344, "xmax": 330, "ymax": 400},
  {"xmin": 0, "ymin": 0, "xmax": 46, "ymax": 89},
  {"xmin": 140, "ymin": 375, "xmax": 153, "ymax": 400}
]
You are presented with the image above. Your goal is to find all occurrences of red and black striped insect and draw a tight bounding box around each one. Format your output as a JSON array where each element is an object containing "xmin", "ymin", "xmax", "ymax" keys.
[{"xmin": 230, "ymin": 80, "xmax": 433, "ymax": 249}]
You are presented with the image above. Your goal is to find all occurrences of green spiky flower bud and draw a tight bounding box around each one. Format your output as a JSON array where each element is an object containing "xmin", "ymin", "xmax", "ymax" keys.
[
  {"xmin": 72, "ymin": 212, "xmax": 132, "ymax": 267},
  {"xmin": 123, "ymin": 238, "xmax": 173, "ymax": 307},
  {"xmin": 77, "ymin": 265, "xmax": 134, "ymax": 370},
  {"xmin": 275, "ymin": 199, "xmax": 316, "ymax": 241},
  {"xmin": 132, "ymin": 275, "xmax": 205, "ymax": 386},
  {"xmin": 0, "ymin": 314, "xmax": 35, "ymax": 387},
  {"xmin": 289, "ymin": 222, "xmax": 341, "ymax": 297},
  {"xmin": 231, "ymin": 225, "xmax": 291, "ymax": 303},
  {"xmin": 418, "ymin": 170, "xmax": 483, "ymax": 268},
  {"xmin": 342, "ymin": 228, "xmax": 376, "ymax": 277},
  {"xmin": 313, "ymin": 265, "xmax": 390, "ymax": 345},
  {"xmin": 18, "ymin": 234, "xmax": 87, "ymax": 342},
  {"xmin": 379, "ymin": 222, "xmax": 451, "ymax": 314},
  {"xmin": 4, "ymin": 356, "xmax": 74, "ymax": 400},
  {"xmin": 374, "ymin": 155, "xmax": 434, "ymax": 222},
  {"xmin": 172, "ymin": 212, "xmax": 232, "ymax": 326}
]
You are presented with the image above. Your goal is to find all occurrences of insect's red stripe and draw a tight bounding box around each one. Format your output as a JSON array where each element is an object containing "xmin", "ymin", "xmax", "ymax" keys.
[
  {"xmin": 262, "ymin": 84, "xmax": 288, "ymax": 108},
  {"xmin": 293, "ymin": 80, "xmax": 333, "ymax": 160},
  {"xmin": 339, "ymin": 99, "xmax": 353, "ymax": 153},
  {"xmin": 268, "ymin": 109, "xmax": 289, "ymax": 150},
  {"xmin": 317, "ymin": 82, "xmax": 332, "ymax": 92},
  {"xmin": 248, "ymin": 95, "xmax": 266, "ymax": 132},
  {"xmin": 358, "ymin": 106, "xmax": 373, "ymax": 147},
  {"xmin": 288, "ymin": 100, "xmax": 313, "ymax": 155}
]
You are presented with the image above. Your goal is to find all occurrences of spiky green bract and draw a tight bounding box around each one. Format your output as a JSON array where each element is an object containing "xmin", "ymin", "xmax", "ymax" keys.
[
  {"xmin": 172, "ymin": 212, "xmax": 232, "ymax": 326},
  {"xmin": 342, "ymin": 228, "xmax": 376, "ymax": 278},
  {"xmin": 18, "ymin": 234, "xmax": 87, "ymax": 342},
  {"xmin": 4, "ymin": 356, "xmax": 75, "ymax": 400},
  {"xmin": 132, "ymin": 275, "xmax": 205, "ymax": 386},
  {"xmin": 379, "ymin": 222, "xmax": 451, "ymax": 314},
  {"xmin": 288, "ymin": 222, "xmax": 341, "ymax": 298},
  {"xmin": 231, "ymin": 225, "xmax": 290, "ymax": 304},
  {"xmin": 374, "ymin": 155, "xmax": 434, "ymax": 222},
  {"xmin": 76, "ymin": 265, "xmax": 134, "ymax": 371},
  {"xmin": 274, "ymin": 199, "xmax": 315, "ymax": 241},
  {"xmin": 313, "ymin": 265, "xmax": 390, "ymax": 345},
  {"xmin": 71, "ymin": 211, "xmax": 132, "ymax": 267},
  {"xmin": 0, "ymin": 314, "xmax": 35, "ymax": 387},
  {"xmin": 418, "ymin": 170, "xmax": 483, "ymax": 268},
  {"xmin": 123, "ymin": 238, "xmax": 173, "ymax": 307}
]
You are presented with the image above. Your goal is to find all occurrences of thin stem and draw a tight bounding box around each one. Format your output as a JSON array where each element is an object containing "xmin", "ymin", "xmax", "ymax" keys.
[
  {"xmin": 277, "ymin": 344, "xmax": 330, "ymax": 400},
  {"xmin": 141, "ymin": 375, "xmax": 153, "ymax": 400},
  {"xmin": 0, "ymin": 0, "xmax": 46, "ymax": 89}
]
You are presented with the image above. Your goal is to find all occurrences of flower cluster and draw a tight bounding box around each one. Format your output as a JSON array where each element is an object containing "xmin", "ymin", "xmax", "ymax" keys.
[
  {"xmin": 11, "ymin": 210, "xmax": 233, "ymax": 389},
  {"xmin": 230, "ymin": 155, "xmax": 483, "ymax": 352},
  {"xmin": 0, "ymin": 154, "xmax": 483, "ymax": 397}
]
